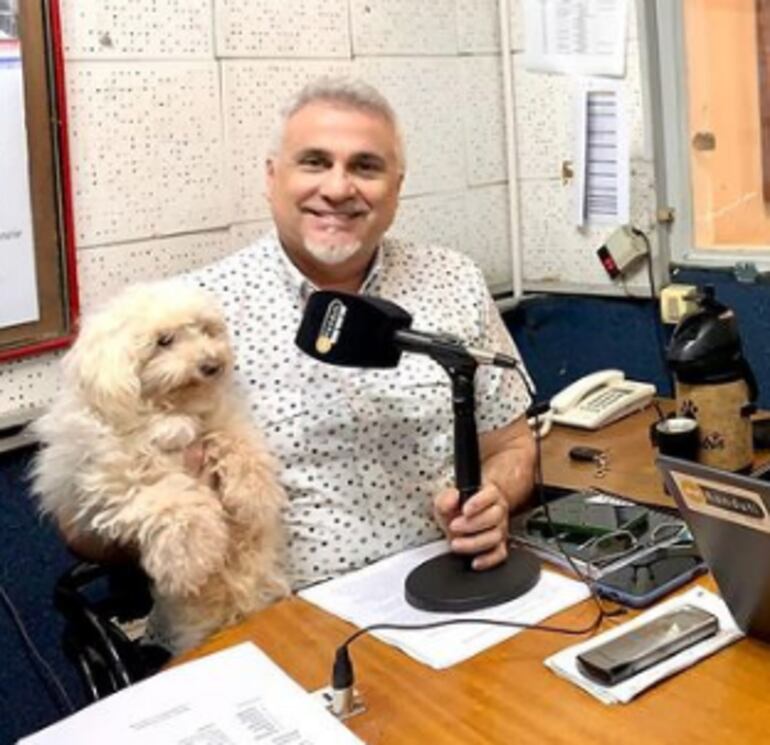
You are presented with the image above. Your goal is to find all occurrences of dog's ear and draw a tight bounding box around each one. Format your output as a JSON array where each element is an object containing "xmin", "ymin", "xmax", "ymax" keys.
[{"xmin": 64, "ymin": 305, "xmax": 143, "ymax": 424}]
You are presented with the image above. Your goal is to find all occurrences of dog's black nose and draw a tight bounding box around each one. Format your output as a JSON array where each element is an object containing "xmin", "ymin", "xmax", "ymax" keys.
[{"xmin": 199, "ymin": 360, "xmax": 223, "ymax": 377}]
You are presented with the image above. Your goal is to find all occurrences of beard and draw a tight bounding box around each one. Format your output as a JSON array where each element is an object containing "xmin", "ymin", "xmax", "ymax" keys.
[{"xmin": 304, "ymin": 238, "xmax": 363, "ymax": 265}]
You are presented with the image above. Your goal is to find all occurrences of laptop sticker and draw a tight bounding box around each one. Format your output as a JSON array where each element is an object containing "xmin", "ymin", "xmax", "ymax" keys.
[{"xmin": 669, "ymin": 471, "xmax": 770, "ymax": 533}]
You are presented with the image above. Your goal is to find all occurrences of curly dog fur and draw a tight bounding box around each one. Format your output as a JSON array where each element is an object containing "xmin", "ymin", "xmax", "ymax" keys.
[{"xmin": 31, "ymin": 281, "xmax": 289, "ymax": 652}]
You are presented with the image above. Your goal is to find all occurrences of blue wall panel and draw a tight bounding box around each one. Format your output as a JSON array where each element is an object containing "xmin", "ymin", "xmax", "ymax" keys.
[{"xmin": 504, "ymin": 269, "xmax": 770, "ymax": 409}]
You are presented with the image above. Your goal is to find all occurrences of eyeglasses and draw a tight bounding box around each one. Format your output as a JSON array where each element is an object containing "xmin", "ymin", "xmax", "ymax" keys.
[{"xmin": 579, "ymin": 520, "xmax": 693, "ymax": 568}]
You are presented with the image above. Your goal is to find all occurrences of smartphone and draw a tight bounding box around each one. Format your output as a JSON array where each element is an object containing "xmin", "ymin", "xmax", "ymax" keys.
[
  {"xmin": 526, "ymin": 494, "xmax": 649, "ymax": 541},
  {"xmin": 594, "ymin": 545, "xmax": 707, "ymax": 608},
  {"xmin": 576, "ymin": 605, "xmax": 719, "ymax": 686}
]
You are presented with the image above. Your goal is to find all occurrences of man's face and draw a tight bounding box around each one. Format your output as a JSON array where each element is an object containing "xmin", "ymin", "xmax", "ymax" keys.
[{"xmin": 266, "ymin": 101, "xmax": 403, "ymax": 274}]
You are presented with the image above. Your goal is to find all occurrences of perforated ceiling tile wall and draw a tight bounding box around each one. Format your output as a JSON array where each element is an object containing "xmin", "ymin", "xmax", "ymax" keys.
[
  {"xmin": 356, "ymin": 57, "xmax": 465, "ymax": 197},
  {"xmin": 512, "ymin": 61, "xmax": 573, "ymax": 181},
  {"xmin": 509, "ymin": 0, "xmax": 526, "ymax": 52},
  {"xmin": 222, "ymin": 60, "xmax": 351, "ymax": 221},
  {"xmin": 61, "ymin": 0, "xmax": 213, "ymax": 59},
  {"xmin": 214, "ymin": 0, "xmax": 350, "ymax": 58},
  {"xmin": 519, "ymin": 172, "xmax": 657, "ymax": 295},
  {"xmin": 67, "ymin": 62, "xmax": 230, "ymax": 247},
  {"xmin": 519, "ymin": 179, "xmax": 609, "ymax": 290},
  {"xmin": 76, "ymin": 231, "xmax": 233, "ymax": 312},
  {"xmin": 0, "ymin": 354, "xmax": 63, "ymax": 414},
  {"xmin": 391, "ymin": 192, "xmax": 467, "ymax": 254},
  {"xmin": 350, "ymin": 0, "xmax": 457, "ymax": 56},
  {"xmin": 514, "ymin": 42, "xmax": 647, "ymax": 179},
  {"xmin": 456, "ymin": 0, "xmax": 500, "ymax": 53},
  {"xmin": 463, "ymin": 184, "xmax": 512, "ymax": 292},
  {"xmin": 461, "ymin": 55, "xmax": 507, "ymax": 186},
  {"xmin": 230, "ymin": 220, "xmax": 275, "ymax": 253}
]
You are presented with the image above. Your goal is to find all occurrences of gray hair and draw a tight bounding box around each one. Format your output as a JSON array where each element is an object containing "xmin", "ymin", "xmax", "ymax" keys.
[{"xmin": 269, "ymin": 76, "xmax": 406, "ymax": 172}]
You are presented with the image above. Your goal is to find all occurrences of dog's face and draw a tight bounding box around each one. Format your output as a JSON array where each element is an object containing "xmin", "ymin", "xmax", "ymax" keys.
[
  {"xmin": 138, "ymin": 312, "xmax": 233, "ymax": 413},
  {"xmin": 65, "ymin": 282, "xmax": 235, "ymax": 423}
]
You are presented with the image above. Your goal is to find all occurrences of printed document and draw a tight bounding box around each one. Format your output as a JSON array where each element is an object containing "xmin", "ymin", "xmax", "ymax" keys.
[
  {"xmin": 0, "ymin": 41, "xmax": 39, "ymax": 329},
  {"xmin": 300, "ymin": 540, "xmax": 590, "ymax": 669},
  {"xmin": 18, "ymin": 643, "xmax": 362, "ymax": 745},
  {"xmin": 522, "ymin": 0, "xmax": 628, "ymax": 77},
  {"xmin": 574, "ymin": 79, "xmax": 629, "ymax": 226}
]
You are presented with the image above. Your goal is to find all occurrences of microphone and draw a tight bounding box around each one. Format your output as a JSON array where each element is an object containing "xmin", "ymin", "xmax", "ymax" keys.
[
  {"xmin": 296, "ymin": 290, "xmax": 522, "ymax": 371},
  {"xmin": 296, "ymin": 289, "xmax": 541, "ymax": 613}
]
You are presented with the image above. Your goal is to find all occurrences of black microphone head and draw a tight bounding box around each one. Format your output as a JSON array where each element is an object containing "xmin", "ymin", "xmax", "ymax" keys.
[{"xmin": 296, "ymin": 291, "xmax": 413, "ymax": 368}]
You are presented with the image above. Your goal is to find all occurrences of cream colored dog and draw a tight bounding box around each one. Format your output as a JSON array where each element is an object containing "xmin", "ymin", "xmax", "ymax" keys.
[{"xmin": 32, "ymin": 280, "xmax": 289, "ymax": 652}]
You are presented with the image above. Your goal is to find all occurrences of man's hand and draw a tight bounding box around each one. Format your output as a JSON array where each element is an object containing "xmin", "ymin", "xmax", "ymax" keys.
[
  {"xmin": 434, "ymin": 483, "xmax": 510, "ymax": 570},
  {"xmin": 433, "ymin": 415, "xmax": 536, "ymax": 571}
]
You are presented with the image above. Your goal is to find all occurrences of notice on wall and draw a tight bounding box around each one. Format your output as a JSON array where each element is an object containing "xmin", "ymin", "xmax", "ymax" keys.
[
  {"xmin": 0, "ymin": 40, "xmax": 40, "ymax": 330},
  {"xmin": 574, "ymin": 79, "xmax": 629, "ymax": 226},
  {"xmin": 522, "ymin": 0, "xmax": 628, "ymax": 78}
]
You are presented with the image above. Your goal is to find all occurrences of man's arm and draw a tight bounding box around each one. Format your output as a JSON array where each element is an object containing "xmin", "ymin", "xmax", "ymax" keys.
[
  {"xmin": 60, "ymin": 522, "xmax": 138, "ymax": 565},
  {"xmin": 433, "ymin": 416, "xmax": 536, "ymax": 569}
]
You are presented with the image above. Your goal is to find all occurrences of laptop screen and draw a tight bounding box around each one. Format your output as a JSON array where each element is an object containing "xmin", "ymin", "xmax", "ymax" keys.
[{"xmin": 657, "ymin": 454, "xmax": 770, "ymax": 641}]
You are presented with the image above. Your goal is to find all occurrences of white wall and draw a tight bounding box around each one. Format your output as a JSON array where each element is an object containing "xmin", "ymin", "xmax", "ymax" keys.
[{"xmin": 0, "ymin": 0, "xmax": 654, "ymax": 419}]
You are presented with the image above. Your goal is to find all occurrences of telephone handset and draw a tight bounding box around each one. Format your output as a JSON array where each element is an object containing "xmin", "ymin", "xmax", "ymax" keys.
[{"xmin": 550, "ymin": 369, "xmax": 656, "ymax": 430}]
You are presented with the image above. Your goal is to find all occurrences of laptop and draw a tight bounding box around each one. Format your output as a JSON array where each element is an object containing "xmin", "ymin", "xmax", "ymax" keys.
[{"xmin": 657, "ymin": 454, "xmax": 770, "ymax": 642}]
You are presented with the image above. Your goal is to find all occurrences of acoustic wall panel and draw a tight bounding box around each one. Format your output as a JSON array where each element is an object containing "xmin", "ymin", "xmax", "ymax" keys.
[
  {"xmin": 0, "ymin": 355, "xmax": 63, "ymax": 414},
  {"xmin": 512, "ymin": 59, "xmax": 573, "ymax": 181},
  {"xmin": 391, "ymin": 192, "xmax": 467, "ymax": 254},
  {"xmin": 356, "ymin": 57, "xmax": 465, "ymax": 197},
  {"xmin": 350, "ymin": 0, "xmax": 457, "ymax": 56},
  {"xmin": 215, "ymin": 0, "xmax": 350, "ymax": 58},
  {"xmin": 391, "ymin": 187, "xmax": 512, "ymax": 294},
  {"xmin": 519, "ymin": 161, "xmax": 658, "ymax": 296},
  {"xmin": 60, "ymin": 0, "xmax": 214, "ymax": 59},
  {"xmin": 461, "ymin": 55, "xmax": 507, "ymax": 186},
  {"xmin": 230, "ymin": 220, "xmax": 276, "ymax": 253},
  {"xmin": 76, "ymin": 231, "xmax": 233, "ymax": 313},
  {"xmin": 66, "ymin": 62, "xmax": 230, "ymax": 247},
  {"xmin": 457, "ymin": 0, "xmax": 500, "ymax": 53},
  {"xmin": 464, "ymin": 184, "xmax": 512, "ymax": 294}
]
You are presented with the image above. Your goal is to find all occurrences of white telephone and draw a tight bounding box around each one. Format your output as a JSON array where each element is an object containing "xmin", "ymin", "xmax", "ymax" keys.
[{"xmin": 549, "ymin": 369, "xmax": 656, "ymax": 430}]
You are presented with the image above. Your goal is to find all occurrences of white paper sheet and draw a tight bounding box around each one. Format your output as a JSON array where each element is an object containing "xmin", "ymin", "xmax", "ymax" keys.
[
  {"xmin": 544, "ymin": 587, "xmax": 744, "ymax": 704},
  {"xmin": 18, "ymin": 643, "xmax": 363, "ymax": 745},
  {"xmin": 0, "ymin": 41, "xmax": 39, "ymax": 329},
  {"xmin": 522, "ymin": 0, "xmax": 628, "ymax": 77},
  {"xmin": 299, "ymin": 540, "xmax": 591, "ymax": 669},
  {"xmin": 574, "ymin": 79, "xmax": 629, "ymax": 226}
]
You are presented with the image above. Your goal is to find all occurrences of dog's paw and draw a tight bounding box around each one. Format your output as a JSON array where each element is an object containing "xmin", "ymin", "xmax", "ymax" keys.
[
  {"xmin": 141, "ymin": 506, "xmax": 229, "ymax": 597},
  {"xmin": 149, "ymin": 415, "xmax": 200, "ymax": 451}
]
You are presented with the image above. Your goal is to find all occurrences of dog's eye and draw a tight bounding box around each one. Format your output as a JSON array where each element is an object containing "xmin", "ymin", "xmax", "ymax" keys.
[{"xmin": 156, "ymin": 333, "xmax": 175, "ymax": 348}]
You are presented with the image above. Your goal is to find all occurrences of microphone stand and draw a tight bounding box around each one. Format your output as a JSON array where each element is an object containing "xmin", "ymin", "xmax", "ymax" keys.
[{"xmin": 404, "ymin": 348, "xmax": 541, "ymax": 612}]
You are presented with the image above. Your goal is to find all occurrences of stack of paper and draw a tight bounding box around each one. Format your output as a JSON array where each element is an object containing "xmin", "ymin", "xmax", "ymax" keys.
[
  {"xmin": 299, "ymin": 540, "xmax": 591, "ymax": 669},
  {"xmin": 544, "ymin": 587, "xmax": 744, "ymax": 704},
  {"xmin": 19, "ymin": 643, "xmax": 362, "ymax": 744}
]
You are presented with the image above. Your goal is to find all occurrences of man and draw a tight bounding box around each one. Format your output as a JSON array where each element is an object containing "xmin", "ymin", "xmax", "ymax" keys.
[
  {"xmin": 187, "ymin": 77, "xmax": 536, "ymax": 588},
  {"xmin": 66, "ymin": 77, "xmax": 536, "ymax": 590}
]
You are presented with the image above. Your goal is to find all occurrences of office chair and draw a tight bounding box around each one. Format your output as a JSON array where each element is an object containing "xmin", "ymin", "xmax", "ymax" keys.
[{"xmin": 54, "ymin": 561, "xmax": 171, "ymax": 703}]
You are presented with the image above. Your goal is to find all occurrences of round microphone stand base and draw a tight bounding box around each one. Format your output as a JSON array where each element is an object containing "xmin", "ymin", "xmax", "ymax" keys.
[{"xmin": 404, "ymin": 548, "xmax": 541, "ymax": 613}]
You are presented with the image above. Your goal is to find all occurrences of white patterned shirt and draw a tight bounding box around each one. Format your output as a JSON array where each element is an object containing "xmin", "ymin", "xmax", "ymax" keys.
[{"xmin": 188, "ymin": 230, "xmax": 530, "ymax": 588}]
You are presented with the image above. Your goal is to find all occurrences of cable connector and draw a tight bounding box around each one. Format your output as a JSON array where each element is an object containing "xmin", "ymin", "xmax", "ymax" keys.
[{"xmin": 331, "ymin": 645, "xmax": 354, "ymax": 717}]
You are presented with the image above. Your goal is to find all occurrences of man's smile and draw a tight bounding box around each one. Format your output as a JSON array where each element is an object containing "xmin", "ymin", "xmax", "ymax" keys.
[{"xmin": 301, "ymin": 207, "xmax": 368, "ymax": 231}]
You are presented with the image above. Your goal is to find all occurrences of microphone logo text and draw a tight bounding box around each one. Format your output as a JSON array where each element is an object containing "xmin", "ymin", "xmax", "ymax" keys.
[{"xmin": 315, "ymin": 299, "xmax": 347, "ymax": 355}]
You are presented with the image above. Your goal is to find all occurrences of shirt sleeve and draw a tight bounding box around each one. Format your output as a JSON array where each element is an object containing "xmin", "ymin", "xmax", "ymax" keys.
[{"xmin": 473, "ymin": 277, "xmax": 533, "ymax": 434}]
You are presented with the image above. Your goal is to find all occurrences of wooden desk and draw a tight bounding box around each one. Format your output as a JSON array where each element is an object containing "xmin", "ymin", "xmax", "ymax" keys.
[
  {"xmin": 540, "ymin": 403, "xmax": 673, "ymax": 508},
  {"xmin": 178, "ymin": 406, "xmax": 770, "ymax": 745}
]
